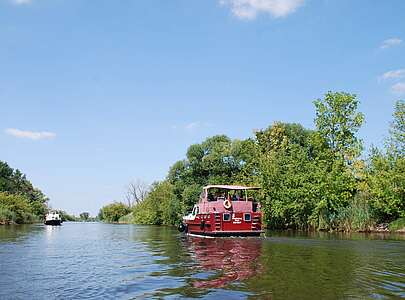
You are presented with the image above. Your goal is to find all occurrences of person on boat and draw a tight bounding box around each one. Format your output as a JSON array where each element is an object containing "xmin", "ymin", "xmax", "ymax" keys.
[
  {"xmin": 208, "ymin": 193, "xmax": 215, "ymax": 202},
  {"xmin": 232, "ymin": 192, "xmax": 239, "ymax": 201}
]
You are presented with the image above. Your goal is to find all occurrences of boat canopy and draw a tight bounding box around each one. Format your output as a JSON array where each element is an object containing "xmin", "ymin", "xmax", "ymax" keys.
[{"xmin": 203, "ymin": 185, "xmax": 261, "ymax": 190}]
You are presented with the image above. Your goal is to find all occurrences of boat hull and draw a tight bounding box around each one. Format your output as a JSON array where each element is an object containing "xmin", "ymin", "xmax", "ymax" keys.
[
  {"xmin": 183, "ymin": 211, "xmax": 263, "ymax": 237},
  {"xmin": 188, "ymin": 230, "xmax": 264, "ymax": 237},
  {"xmin": 44, "ymin": 220, "xmax": 62, "ymax": 226}
]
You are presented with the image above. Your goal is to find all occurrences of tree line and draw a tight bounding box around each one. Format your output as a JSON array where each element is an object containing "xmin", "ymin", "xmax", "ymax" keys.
[
  {"xmin": 0, "ymin": 161, "xmax": 97, "ymax": 224},
  {"xmin": 100, "ymin": 92, "xmax": 404, "ymax": 231},
  {"xmin": 0, "ymin": 161, "xmax": 49, "ymax": 224}
]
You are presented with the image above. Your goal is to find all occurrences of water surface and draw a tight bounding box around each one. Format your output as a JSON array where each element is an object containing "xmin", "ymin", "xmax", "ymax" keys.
[{"xmin": 0, "ymin": 223, "xmax": 404, "ymax": 299}]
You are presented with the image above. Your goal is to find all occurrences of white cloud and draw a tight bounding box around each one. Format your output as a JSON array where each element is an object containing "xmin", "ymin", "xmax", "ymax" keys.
[
  {"xmin": 185, "ymin": 122, "xmax": 201, "ymax": 131},
  {"xmin": 380, "ymin": 69, "xmax": 405, "ymax": 81},
  {"xmin": 12, "ymin": 0, "xmax": 32, "ymax": 4},
  {"xmin": 380, "ymin": 38, "xmax": 402, "ymax": 49},
  {"xmin": 172, "ymin": 122, "xmax": 211, "ymax": 132},
  {"xmin": 391, "ymin": 82, "xmax": 405, "ymax": 95},
  {"xmin": 219, "ymin": 0, "xmax": 304, "ymax": 20},
  {"xmin": 5, "ymin": 128, "xmax": 56, "ymax": 140}
]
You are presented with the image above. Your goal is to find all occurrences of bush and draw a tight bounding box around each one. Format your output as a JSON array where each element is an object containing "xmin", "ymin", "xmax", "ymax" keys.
[
  {"xmin": 389, "ymin": 218, "xmax": 405, "ymax": 231},
  {"xmin": 118, "ymin": 212, "xmax": 133, "ymax": 224},
  {"xmin": 99, "ymin": 202, "xmax": 130, "ymax": 223},
  {"xmin": 367, "ymin": 152, "xmax": 405, "ymax": 222},
  {"xmin": 332, "ymin": 193, "xmax": 373, "ymax": 232},
  {"xmin": 0, "ymin": 192, "xmax": 34, "ymax": 224},
  {"xmin": 132, "ymin": 181, "xmax": 179, "ymax": 226},
  {"xmin": 0, "ymin": 205, "xmax": 15, "ymax": 224}
]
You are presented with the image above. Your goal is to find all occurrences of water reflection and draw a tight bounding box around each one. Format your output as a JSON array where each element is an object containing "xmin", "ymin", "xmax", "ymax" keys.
[
  {"xmin": 269, "ymin": 229, "xmax": 405, "ymax": 241},
  {"xmin": 184, "ymin": 237, "xmax": 262, "ymax": 289},
  {"xmin": 0, "ymin": 224, "xmax": 43, "ymax": 243},
  {"xmin": 45, "ymin": 224, "xmax": 62, "ymax": 239},
  {"xmin": 0, "ymin": 224, "xmax": 404, "ymax": 299}
]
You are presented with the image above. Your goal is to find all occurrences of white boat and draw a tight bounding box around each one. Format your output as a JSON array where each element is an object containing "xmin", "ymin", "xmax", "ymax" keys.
[{"xmin": 44, "ymin": 211, "xmax": 62, "ymax": 226}]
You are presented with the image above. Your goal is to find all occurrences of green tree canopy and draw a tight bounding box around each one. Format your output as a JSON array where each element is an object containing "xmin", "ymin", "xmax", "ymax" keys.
[
  {"xmin": 80, "ymin": 212, "xmax": 90, "ymax": 221},
  {"xmin": 0, "ymin": 161, "xmax": 49, "ymax": 223},
  {"xmin": 388, "ymin": 99, "xmax": 405, "ymax": 156},
  {"xmin": 102, "ymin": 92, "xmax": 405, "ymax": 232},
  {"xmin": 314, "ymin": 92, "xmax": 364, "ymax": 162},
  {"xmin": 99, "ymin": 203, "xmax": 130, "ymax": 223}
]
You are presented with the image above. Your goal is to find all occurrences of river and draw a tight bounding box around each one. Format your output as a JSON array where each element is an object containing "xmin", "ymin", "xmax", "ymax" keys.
[{"xmin": 0, "ymin": 223, "xmax": 404, "ymax": 299}]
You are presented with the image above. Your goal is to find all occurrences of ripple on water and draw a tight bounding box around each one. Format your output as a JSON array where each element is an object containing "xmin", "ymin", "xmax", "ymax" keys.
[{"xmin": 1, "ymin": 224, "xmax": 405, "ymax": 299}]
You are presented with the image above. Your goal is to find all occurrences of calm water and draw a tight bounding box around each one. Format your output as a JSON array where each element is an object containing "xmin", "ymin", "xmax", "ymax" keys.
[{"xmin": 1, "ymin": 223, "xmax": 405, "ymax": 299}]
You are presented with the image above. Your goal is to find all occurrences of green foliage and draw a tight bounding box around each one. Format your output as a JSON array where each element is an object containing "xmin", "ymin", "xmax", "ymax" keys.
[
  {"xmin": 79, "ymin": 212, "xmax": 90, "ymax": 221},
  {"xmin": 387, "ymin": 99, "xmax": 405, "ymax": 156},
  {"xmin": 389, "ymin": 218, "xmax": 405, "ymax": 231},
  {"xmin": 366, "ymin": 149, "xmax": 405, "ymax": 222},
  {"xmin": 180, "ymin": 183, "xmax": 202, "ymax": 213},
  {"xmin": 257, "ymin": 123, "xmax": 317, "ymax": 228},
  {"xmin": 330, "ymin": 192, "xmax": 373, "ymax": 232},
  {"xmin": 256, "ymin": 122, "xmax": 358, "ymax": 230},
  {"xmin": 0, "ymin": 205, "xmax": 15, "ymax": 224},
  {"xmin": 0, "ymin": 192, "xmax": 35, "ymax": 224},
  {"xmin": 132, "ymin": 181, "xmax": 179, "ymax": 225},
  {"xmin": 118, "ymin": 212, "xmax": 133, "ymax": 224},
  {"xmin": 99, "ymin": 202, "xmax": 130, "ymax": 223},
  {"xmin": 314, "ymin": 92, "xmax": 364, "ymax": 162},
  {"xmin": 167, "ymin": 135, "xmax": 256, "ymax": 214},
  {"xmin": 0, "ymin": 160, "xmax": 49, "ymax": 224},
  {"xmin": 104, "ymin": 92, "xmax": 403, "ymax": 232},
  {"xmin": 0, "ymin": 161, "xmax": 48, "ymax": 207},
  {"xmin": 365, "ymin": 102, "xmax": 405, "ymax": 223}
]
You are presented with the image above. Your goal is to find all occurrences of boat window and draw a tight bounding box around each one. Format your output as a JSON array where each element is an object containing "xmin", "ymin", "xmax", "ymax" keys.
[
  {"xmin": 208, "ymin": 193, "xmax": 215, "ymax": 202},
  {"xmin": 223, "ymin": 213, "xmax": 231, "ymax": 221},
  {"xmin": 192, "ymin": 206, "xmax": 199, "ymax": 216},
  {"xmin": 244, "ymin": 213, "xmax": 251, "ymax": 222}
]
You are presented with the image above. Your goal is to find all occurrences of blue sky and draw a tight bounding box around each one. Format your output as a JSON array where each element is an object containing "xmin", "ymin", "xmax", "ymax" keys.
[{"xmin": 1, "ymin": 0, "xmax": 404, "ymax": 215}]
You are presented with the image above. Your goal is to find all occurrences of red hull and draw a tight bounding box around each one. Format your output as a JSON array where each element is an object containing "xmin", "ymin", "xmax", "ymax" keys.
[{"xmin": 185, "ymin": 212, "xmax": 263, "ymax": 237}]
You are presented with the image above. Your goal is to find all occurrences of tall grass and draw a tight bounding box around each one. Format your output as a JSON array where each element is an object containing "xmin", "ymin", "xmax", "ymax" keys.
[
  {"xmin": 389, "ymin": 218, "xmax": 405, "ymax": 231},
  {"xmin": 0, "ymin": 205, "xmax": 15, "ymax": 224},
  {"xmin": 118, "ymin": 212, "xmax": 134, "ymax": 224},
  {"xmin": 333, "ymin": 193, "xmax": 374, "ymax": 232}
]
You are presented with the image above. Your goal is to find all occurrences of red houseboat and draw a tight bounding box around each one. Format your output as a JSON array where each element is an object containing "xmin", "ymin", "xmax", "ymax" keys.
[{"xmin": 178, "ymin": 185, "xmax": 264, "ymax": 237}]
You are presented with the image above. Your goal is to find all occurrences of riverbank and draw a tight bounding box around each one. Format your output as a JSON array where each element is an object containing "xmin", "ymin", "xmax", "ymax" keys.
[{"xmin": 117, "ymin": 213, "xmax": 405, "ymax": 234}]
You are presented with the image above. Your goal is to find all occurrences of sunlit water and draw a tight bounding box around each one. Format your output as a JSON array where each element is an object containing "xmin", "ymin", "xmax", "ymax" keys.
[{"xmin": 0, "ymin": 223, "xmax": 404, "ymax": 299}]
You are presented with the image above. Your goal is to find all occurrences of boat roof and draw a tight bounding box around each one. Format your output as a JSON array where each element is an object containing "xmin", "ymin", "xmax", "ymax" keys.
[{"xmin": 203, "ymin": 185, "xmax": 261, "ymax": 190}]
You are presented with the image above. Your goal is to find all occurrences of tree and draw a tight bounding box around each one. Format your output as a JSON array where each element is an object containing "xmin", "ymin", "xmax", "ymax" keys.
[
  {"xmin": 314, "ymin": 92, "xmax": 364, "ymax": 162},
  {"xmin": 125, "ymin": 179, "xmax": 150, "ymax": 207},
  {"xmin": 388, "ymin": 99, "xmax": 405, "ymax": 156},
  {"xmin": 0, "ymin": 192, "xmax": 34, "ymax": 224},
  {"xmin": 132, "ymin": 181, "xmax": 179, "ymax": 225},
  {"xmin": 79, "ymin": 212, "xmax": 90, "ymax": 221},
  {"xmin": 366, "ymin": 100, "xmax": 405, "ymax": 222},
  {"xmin": 0, "ymin": 161, "xmax": 48, "ymax": 222},
  {"xmin": 99, "ymin": 202, "xmax": 130, "ymax": 223}
]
